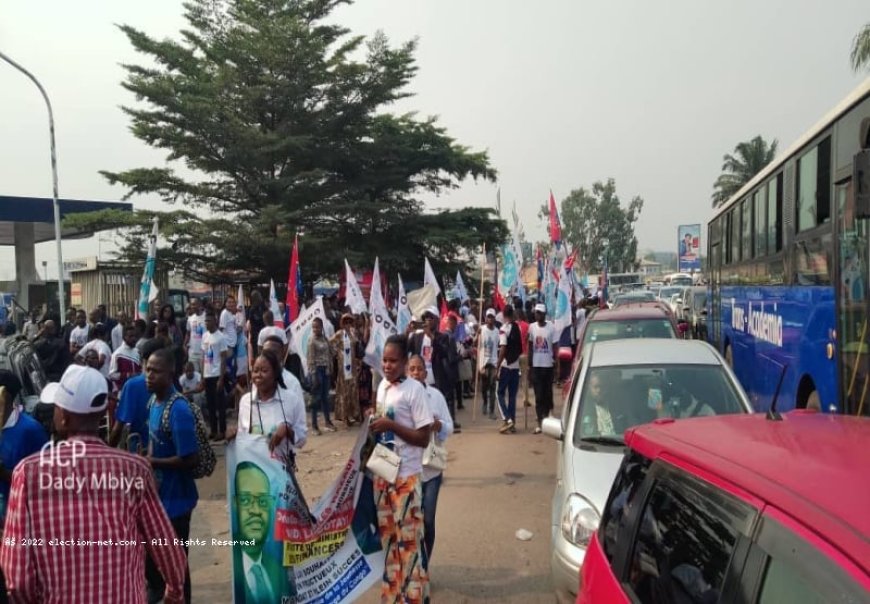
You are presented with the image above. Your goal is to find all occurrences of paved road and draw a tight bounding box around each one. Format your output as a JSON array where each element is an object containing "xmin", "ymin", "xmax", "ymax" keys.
[{"xmin": 188, "ymin": 393, "xmax": 563, "ymax": 603}]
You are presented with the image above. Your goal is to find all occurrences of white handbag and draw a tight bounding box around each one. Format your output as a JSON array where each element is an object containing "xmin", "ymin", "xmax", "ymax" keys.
[
  {"xmin": 422, "ymin": 434, "xmax": 448, "ymax": 472},
  {"xmin": 366, "ymin": 443, "xmax": 401, "ymax": 484}
]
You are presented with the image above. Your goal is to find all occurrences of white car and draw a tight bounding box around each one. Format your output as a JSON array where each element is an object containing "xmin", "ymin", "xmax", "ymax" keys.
[{"xmin": 543, "ymin": 339, "xmax": 753, "ymax": 602}]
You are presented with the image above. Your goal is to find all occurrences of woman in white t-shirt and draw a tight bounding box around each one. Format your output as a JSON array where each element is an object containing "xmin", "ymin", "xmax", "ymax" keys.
[
  {"xmin": 368, "ymin": 335, "xmax": 433, "ymax": 604},
  {"xmin": 226, "ymin": 349, "xmax": 305, "ymax": 468}
]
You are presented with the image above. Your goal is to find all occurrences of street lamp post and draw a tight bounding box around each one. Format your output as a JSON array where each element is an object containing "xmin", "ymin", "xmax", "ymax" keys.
[{"xmin": 0, "ymin": 50, "xmax": 66, "ymax": 322}]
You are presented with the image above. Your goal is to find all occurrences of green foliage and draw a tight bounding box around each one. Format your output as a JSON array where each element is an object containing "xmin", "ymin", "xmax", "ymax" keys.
[
  {"xmin": 711, "ymin": 136, "xmax": 778, "ymax": 207},
  {"xmin": 852, "ymin": 23, "xmax": 870, "ymax": 72},
  {"xmin": 80, "ymin": 0, "xmax": 499, "ymax": 283},
  {"xmin": 544, "ymin": 179, "xmax": 643, "ymax": 273}
]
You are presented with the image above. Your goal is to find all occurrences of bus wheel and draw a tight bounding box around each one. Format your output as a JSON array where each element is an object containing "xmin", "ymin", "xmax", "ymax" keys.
[{"xmin": 724, "ymin": 345, "xmax": 733, "ymax": 368}]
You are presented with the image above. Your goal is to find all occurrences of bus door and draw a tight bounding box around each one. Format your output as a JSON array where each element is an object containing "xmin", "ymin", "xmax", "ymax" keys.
[
  {"xmin": 836, "ymin": 168, "xmax": 870, "ymax": 416},
  {"xmin": 710, "ymin": 242, "xmax": 722, "ymax": 349}
]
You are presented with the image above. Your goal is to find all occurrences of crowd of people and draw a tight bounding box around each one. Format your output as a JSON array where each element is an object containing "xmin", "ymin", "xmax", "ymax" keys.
[{"xmin": 0, "ymin": 285, "xmax": 595, "ymax": 603}]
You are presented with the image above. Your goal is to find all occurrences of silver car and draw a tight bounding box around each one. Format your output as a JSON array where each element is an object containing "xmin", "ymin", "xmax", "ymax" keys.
[{"xmin": 543, "ymin": 339, "xmax": 753, "ymax": 602}]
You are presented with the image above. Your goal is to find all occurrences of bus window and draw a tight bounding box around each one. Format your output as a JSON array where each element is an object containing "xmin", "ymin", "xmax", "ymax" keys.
[
  {"xmin": 755, "ymin": 188, "xmax": 767, "ymax": 257},
  {"xmin": 768, "ymin": 176, "xmax": 782, "ymax": 252},
  {"xmin": 798, "ymin": 147, "xmax": 819, "ymax": 231},
  {"xmin": 731, "ymin": 208, "xmax": 740, "ymax": 263},
  {"xmin": 742, "ymin": 197, "xmax": 753, "ymax": 261}
]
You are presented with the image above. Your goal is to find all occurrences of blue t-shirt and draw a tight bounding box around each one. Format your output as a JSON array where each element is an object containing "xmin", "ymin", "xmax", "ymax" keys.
[
  {"xmin": 0, "ymin": 411, "xmax": 49, "ymax": 520},
  {"xmin": 115, "ymin": 374, "xmax": 152, "ymax": 451},
  {"xmin": 148, "ymin": 394, "xmax": 199, "ymax": 519}
]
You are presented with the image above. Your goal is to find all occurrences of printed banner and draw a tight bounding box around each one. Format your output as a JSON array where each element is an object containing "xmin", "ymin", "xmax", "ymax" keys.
[
  {"xmin": 227, "ymin": 428, "xmax": 383, "ymax": 603},
  {"xmin": 289, "ymin": 297, "xmax": 327, "ymax": 377},
  {"xmin": 678, "ymin": 224, "xmax": 702, "ymax": 272}
]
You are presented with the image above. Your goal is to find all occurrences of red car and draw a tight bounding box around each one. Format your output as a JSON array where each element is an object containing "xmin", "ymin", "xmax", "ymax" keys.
[{"xmin": 578, "ymin": 411, "xmax": 870, "ymax": 603}]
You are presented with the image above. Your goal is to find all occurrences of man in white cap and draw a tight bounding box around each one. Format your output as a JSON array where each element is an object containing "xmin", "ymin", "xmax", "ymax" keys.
[
  {"xmin": 0, "ymin": 365, "xmax": 186, "ymax": 604},
  {"xmin": 528, "ymin": 303, "xmax": 559, "ymax": 433},
  {"xmin": 408, "ymin": 305, "xmax": 461, "ymax": 432}
]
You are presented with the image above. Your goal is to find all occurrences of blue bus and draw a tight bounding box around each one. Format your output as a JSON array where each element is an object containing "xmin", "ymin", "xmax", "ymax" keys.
[{"xmin": 707, "ymin": 79, "xmax": 870, "ymax": 416}]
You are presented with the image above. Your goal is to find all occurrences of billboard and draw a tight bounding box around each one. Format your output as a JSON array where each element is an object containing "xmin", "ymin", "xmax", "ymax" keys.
[{"xmin": 678, "ymin": 224, "xmax": 701, "ymax": 272}]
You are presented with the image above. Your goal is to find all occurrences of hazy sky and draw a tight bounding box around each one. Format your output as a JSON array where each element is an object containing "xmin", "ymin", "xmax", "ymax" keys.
[{"xmin": 1, "ymin": 0, "xmax": 867, "ymax": 279}]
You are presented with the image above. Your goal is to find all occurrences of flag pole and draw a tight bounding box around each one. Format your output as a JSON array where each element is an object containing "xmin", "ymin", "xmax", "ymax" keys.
[{"xmin": 473, "ymin": 243, "xmax": 486, "ymax": 424}]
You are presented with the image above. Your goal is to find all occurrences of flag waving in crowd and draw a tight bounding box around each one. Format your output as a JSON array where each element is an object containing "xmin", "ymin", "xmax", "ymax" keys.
[
  {"xmin": 136, "ymin": 216, "xmax": 159, "ymax": 321},
  {"xmin": 424, "ymin": 257, "xmax": 442, "ymax": 297},
  {"xmin": 269, "ymin": 278, "xmax": 284, "ymax": 328},
  {"xmin": 396, "ymin": 273, "xmax": 412, "ymax": 334},
  {"xmin": 286, "ymin": 234, "xmax": 302, "ymax": 324},
  {"xmin": 344, "ymin": 259, "xmax": 367, "ymax": 315}
]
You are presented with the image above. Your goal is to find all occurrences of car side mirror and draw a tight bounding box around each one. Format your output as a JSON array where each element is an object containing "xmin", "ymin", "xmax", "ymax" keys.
[{"xmin": 542, "ymin": 417, "xmax": 563, "ymax": 441}]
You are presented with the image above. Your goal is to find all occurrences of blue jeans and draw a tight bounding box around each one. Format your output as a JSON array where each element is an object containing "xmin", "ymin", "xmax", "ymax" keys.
[
  {"xmin": 498, "ymin": 367, "xmax": 520, "ymax": 422},
  {"xmin": 421, "ymin": 473, "xmax": 443, "ymax": 569},
  {"xmin": 311, "ymin": 366, "xmax": 331, "ymax": 428}
]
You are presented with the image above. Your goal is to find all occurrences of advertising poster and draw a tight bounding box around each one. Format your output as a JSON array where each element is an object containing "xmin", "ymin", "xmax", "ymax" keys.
[
  {"xmin": 678, "ymin": 224, "xmax": 702, "ymax": 272},
  {"xmin": 289, "ymin": 298, "xmax": 326, "ymax": 377},
  {"xmin": 227, "ymin": 426, "xmax": 383, "ymax": 603}
]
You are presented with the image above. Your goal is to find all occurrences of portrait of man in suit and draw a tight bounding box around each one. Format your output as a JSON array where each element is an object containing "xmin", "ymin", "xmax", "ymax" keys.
[{"xmin": 232, "ymin": 461, "xmax": 291, "ymax": 603}]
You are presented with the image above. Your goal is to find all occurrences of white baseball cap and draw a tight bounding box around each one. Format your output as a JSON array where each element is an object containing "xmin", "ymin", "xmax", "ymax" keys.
[
  {"xmin": 534, "ymin": 303, "xmax": 547, "ymax": 314},
  {"xmin": 485, "ymin": 308, "xmax": 496, "ymax": 317},
  {"xmin": 423, "ymin": 306, "xmax": 440, "ymax": 319},
  {"xmin": 40, "ymin": 365, "xmax": 109, "ymax": 414}
]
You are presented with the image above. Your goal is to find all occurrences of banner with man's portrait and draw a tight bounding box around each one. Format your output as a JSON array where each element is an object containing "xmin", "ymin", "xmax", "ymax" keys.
[
  {"xmin": 678, "ymin": 224, "xmax": 702, "ymax": 272},
  {"xmin": 227, "ymin": 427, "xmax": 383, "ymax": 603}
]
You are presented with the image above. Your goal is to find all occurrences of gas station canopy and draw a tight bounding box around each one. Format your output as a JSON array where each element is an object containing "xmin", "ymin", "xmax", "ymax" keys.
[{"xmin": 0, "ymin": 195, "xmax": 132, "ymax": 245}]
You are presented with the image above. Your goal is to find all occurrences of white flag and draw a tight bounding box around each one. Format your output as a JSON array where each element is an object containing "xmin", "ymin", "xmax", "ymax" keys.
[
  {"xmin": 365, "ymin": 269, "xmax": 398, "ymax": 376},
  {"xmin": 289, "ymin": 297, "xmax": 326, "ymax": 376},
  {"xmin": 454, "ymin": 270, "xmax": 469, "ymax": 303},
  {"xmin": 397, "ymin": 274, "xmax": 411, "ymax": 334},
  {"xmin": 424, "ymin": 257, "xmax": 442, "ymax": 297},
  {"xmin": 344, "ymin": 259, "xmax": 367, "ymax": 314},
  {"xmin": 268, "ymin": 279, "xmax": 284, "ymax": 328},
  {"xmin": 370, "ymin": 257, "xmax": 384, "ymax": 309}
]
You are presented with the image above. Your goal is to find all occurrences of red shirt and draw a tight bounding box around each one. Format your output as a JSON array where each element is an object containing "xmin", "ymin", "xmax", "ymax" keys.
[
  {"xmin": 0, "ymin": 436, "xmax": 186, "ymax": 604},
  {"xmin": 517, "ymin": 320, "xmax": 530, "ymax": 355}
]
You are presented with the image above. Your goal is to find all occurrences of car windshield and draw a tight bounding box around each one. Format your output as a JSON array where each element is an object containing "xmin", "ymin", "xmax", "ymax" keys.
[
  {"xmin": 658, "ymin": 287, "xmax": 682, "ymax": 299},
  {"xmin": 692, "ymin": 293, "xmax": 707, "ymax": 311},
  {"xmin": 584, "ymin": 319, "xmax": 676, "ymax": 345},
  {"xmin": 574, "ymin": 364, "xmax": 746, "ymax": 445}
]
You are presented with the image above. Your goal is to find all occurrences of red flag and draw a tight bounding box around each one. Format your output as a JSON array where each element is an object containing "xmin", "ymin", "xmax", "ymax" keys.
[
  {"xmin": 439, "ymin": 298, "xmax": 450, "ymax": 331},
  {"xmin": 285, "ymin": 234, "xmax": 300, "ymax": 323},
  {"xmin": 564, "ymin": 248, "xmax": 578, "ymax": 271},
  {"xmin": 492, "ymin": 286, "xmax": 506, "ymax": 312},
  {"xmin": 549, "ymin": 190, "xmax": 562, "ymax": 247}
]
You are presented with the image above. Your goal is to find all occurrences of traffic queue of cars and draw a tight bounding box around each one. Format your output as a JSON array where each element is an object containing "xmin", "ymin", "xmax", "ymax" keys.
[{"xmin": 545, "ymin": 299, "xmax": 870, "ymax": 603}]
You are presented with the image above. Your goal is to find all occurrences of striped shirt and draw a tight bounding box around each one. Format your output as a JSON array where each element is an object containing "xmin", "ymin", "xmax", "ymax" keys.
[
  {"xmin": 0, "ymin": 435, "xmax": 186, "ymax": 604},
  {"xmin": 109, "ymin": 343, "xmax": 142, "ymax": 394}
]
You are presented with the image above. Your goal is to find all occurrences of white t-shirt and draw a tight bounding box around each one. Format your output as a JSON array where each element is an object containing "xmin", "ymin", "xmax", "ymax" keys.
[
  {"xmin": 375, "ymin": 378, "xmax": 433, "ymax": 479},
  {"xmin": 186, "ymin": 313, "xmax": 205, "ymax": 355},
  {"xmin": 499, "ymin": 322, "xmax": 520, "ymax": 370},
  {"xmin": 219, "ymin": 309, "xmax": 240, "ymax": 349},
  {"xmin": 528, "ymin": 321, "xmax": 559, "ymax": 368},
  {"xmin": 111, "ymin": 323, "xmax": 124, "ymax": 351},
  {"xmin": 245, "ymin": 370, "xmax": 308, "ymax": 456},
  {"xmin": 77, "ymin": 339, "xmax": 112, "ymax": 377},
  {"xmin": 202, "ymin": 329, "xmax": 228, "ymax": 378},
  {"xmin": 179, "ymin": 372, "xmax": 203, "ymax": 394},
  {"xmin": 478, "ymin": 325, "xmax": 500, "ymax": 370},
  {"xmin": 422, "ymin": 385, "xmax": 454, "ymax": 483},
  {"xmin": 69, "ymin": 325, "xmax": 90, "ymax": 349},
  {"xmin": 257, "ymin": 325, "xmax": 287, "ymax": 347}
]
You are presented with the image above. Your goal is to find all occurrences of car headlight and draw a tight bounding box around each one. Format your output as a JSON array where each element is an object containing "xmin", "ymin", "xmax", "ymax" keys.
[{"xmin": 560, "ymin": 493, "xmax": 601, "ymax": 547}]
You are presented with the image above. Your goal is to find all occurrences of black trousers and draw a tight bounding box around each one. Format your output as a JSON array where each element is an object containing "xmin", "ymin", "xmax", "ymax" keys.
[
  {"xmin": 531, "ymin": 366, "xmax": 555, "ymax": 423},
  {"xmin": 146, "ymin": 511, "xmax": 192, "ymax": 604},
  {"xmin": 204, "ymin": 376, "xmax": 226, "ymax": 435}
]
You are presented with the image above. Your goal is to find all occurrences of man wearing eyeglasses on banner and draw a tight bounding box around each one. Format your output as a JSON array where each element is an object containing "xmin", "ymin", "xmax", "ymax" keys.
[{"xmin": 231, "ymin": 461, "xmax": 290, "ymax": 603}]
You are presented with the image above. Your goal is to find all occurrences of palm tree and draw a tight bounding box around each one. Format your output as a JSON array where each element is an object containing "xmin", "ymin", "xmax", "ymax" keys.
[
  {"xmin": 711, "ymin": 136, "xmax": 778, "ymax": 207},
  {"xmin": 852, "ymin": 23, "xmax": 870, "ymax": 72}
]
